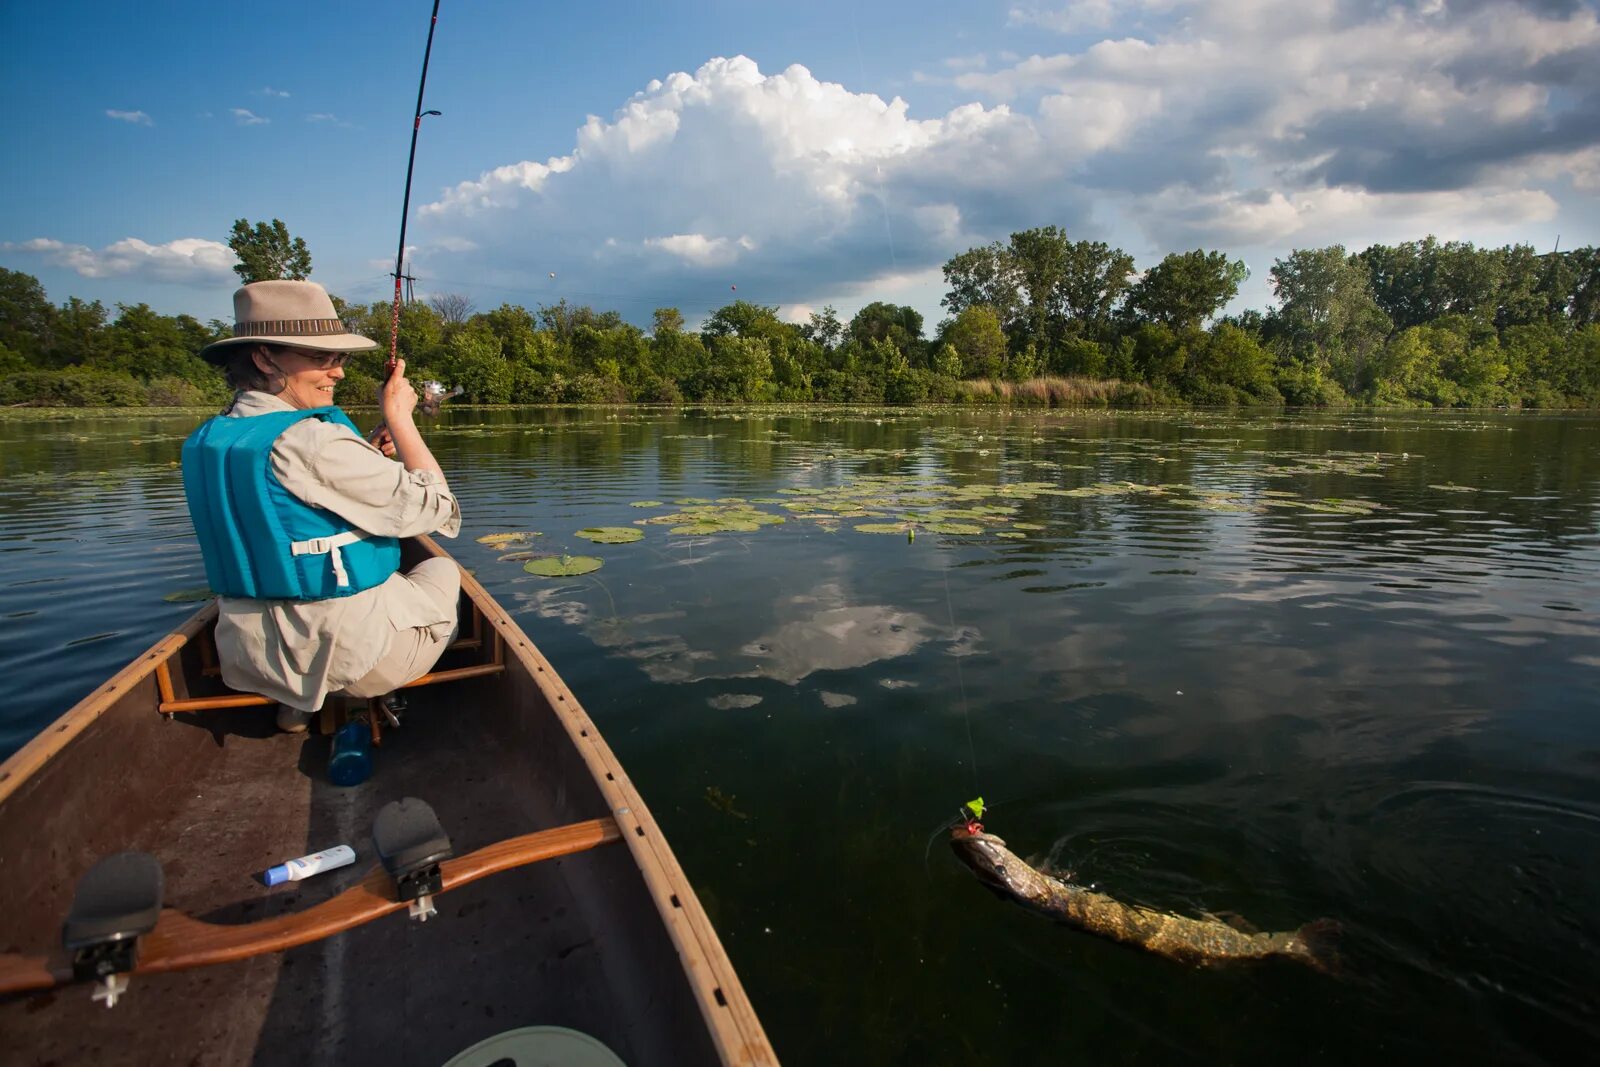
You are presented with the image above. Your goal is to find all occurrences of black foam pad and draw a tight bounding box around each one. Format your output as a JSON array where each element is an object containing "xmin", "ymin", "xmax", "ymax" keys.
[
  {"xmin": 373, "ymin": 797, "xmax": 452, "ymax": 878},
  {"xmin": 63, "ymin": 852, "xmax": 164, "ymax": 950}
]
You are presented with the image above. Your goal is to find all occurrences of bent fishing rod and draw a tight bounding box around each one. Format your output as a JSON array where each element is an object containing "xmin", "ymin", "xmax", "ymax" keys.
[
  {"xmin": 388, "ymin": 0, "xmax": 443, "ymax": 379},
  {"xmin": 373, "ymin": 0, "xmax": 460, "ymax": 425}
]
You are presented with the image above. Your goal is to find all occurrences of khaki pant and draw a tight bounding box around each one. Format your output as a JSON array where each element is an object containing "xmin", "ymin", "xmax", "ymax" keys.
[{"xmin": 342, "ymin": 557, "xmax": 462, "ymax": 699}]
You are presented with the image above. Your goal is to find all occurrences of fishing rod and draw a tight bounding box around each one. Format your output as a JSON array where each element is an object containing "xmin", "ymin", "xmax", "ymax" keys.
[{"xmin": 388, "ymin": 0, "xmax": 444, "ymax": 378}]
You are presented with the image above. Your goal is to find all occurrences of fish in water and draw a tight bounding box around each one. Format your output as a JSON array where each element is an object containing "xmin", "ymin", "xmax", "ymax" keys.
[{"xmin": 949, "ymin": 825, "xmax": 1337, "ymax": 971}]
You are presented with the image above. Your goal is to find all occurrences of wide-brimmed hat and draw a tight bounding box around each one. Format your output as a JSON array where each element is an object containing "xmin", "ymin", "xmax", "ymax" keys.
[{"xmin": 200, "ymin": 280, "xmax": 378, "ymax": 364}]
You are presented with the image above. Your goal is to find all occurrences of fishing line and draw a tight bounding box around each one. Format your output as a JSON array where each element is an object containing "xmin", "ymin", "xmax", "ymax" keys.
[
  {"xmin": 850, "ymin": 9, "xmax": 899, "ymax": 274},
  {"xmin": 941, "ymin": 550, "xmax": 980, "ymax": 799}
]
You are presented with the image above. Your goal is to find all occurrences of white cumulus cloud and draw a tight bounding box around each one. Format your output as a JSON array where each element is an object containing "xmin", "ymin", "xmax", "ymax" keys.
[
  {"xmin": 105, "ymin": 109, "xmax": 152, "ymax": 126},
  {"xmin": 410, "ymin": 2, "xmax": 1599, "ymax": 324},
  {"xmin": 644, "ymin": 233, "xmax": 756, "ymax": 267},
  {"xmin": 1, "ymin": 236, "xmax": 237, "ymax": 284}
]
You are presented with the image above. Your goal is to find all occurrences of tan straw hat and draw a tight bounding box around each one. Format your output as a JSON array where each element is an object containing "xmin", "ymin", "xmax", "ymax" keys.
[{"xmin": 200, "ymin": 280, "xmax": 378, "ymax": 363}]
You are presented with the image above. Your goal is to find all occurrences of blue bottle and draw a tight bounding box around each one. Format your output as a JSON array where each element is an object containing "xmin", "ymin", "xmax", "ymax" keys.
[{"xmin": 327, "ymin": 721, "xmax": 373, "ymax": 787}]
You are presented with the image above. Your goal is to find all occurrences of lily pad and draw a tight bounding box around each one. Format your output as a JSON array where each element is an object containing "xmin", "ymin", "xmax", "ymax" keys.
[
  {"xmin": 162, "ymin": 587, "xmax": 215, "ymax": 603},
  {"xmin": 926, "ymin": 522, "xmax": 984, "ymax": 535},
  {"xmin": 575, "ymin": 526, "xmax": 644, "ymax": 544},
  {"xmin": 476, "ymin": 531, "xmax": 541, "ymax": 547},
  {"xmin": 523, "ymin": 555, "xmax": 604, "ymax": 577},
  {"xmin": 497, "ymin": 550, "xmax": 550, "ymax": 562},
  {"xmin": 708, "ymin": 693, "xmax": 763, "ymax": 710},
  {"xmin": 630, "ymin": 500, "xmax": 663, "ymax": 508}
]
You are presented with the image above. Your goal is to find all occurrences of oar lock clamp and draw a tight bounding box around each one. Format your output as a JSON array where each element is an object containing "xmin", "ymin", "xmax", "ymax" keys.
[
  {"xmin": 61, "ymin": 852, "xmax": 163, "ymax": 1008},
  {"xmin": 374, "ymin": 796, "xmax": 454, "ymax": 922}
]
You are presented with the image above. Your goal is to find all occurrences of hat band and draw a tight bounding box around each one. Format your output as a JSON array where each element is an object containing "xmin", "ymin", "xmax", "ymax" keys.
[{"xmin": 234, "ymin": 317, "xmax": 348, "ymax": 338}]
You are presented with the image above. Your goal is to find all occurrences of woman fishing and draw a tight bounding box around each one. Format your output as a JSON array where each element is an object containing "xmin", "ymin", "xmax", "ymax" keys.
[{"xmin": 182, "ymin": 279, "xmax": 462, "ymax": 731}]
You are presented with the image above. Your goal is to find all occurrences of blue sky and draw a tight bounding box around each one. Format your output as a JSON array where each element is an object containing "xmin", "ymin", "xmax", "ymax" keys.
[{"xmin": 3, "ymin": 0, "xmax": 1596, "ymax": 331}]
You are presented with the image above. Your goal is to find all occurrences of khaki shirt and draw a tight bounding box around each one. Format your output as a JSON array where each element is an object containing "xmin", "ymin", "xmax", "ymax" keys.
[{"xmin": 212, "ymin": 391, "xmax": 461, "ymax": 710}]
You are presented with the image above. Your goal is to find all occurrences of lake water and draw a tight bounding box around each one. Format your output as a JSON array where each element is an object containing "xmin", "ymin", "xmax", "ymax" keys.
[{"xmin": 2, "ymin": 405, "xmax": 1598, "ymax": 1065}]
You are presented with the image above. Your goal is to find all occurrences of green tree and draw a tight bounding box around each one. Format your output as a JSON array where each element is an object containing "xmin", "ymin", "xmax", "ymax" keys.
[
  {"xmin": 941, "ymin": 305, "xmax": 1007, "ymax": 379},
  {"xmin": 802, "ymin": 305, "xmax": 845, "ymax": 351},
  {"xmin": 0, "ymin": 267, "xmax": 56, "ymax": 360},
  {"xmin": 443, "ymin": 323, "xmax": 513, "ymax": 403},
  {"xmin": 1270, "ymin": 245, "xmax": 1391, "ymax": 394},
  {"xmin": 1007, "ymin": 226, "xmax": 1072, "ymax": 354},
  {"xmin": 1057, "ymin": 239, "xmax": 1136, "ymax": 332},
  {"xmin": 849, "ymin": 302, "xmax": 924, "ymax": 357},
  {"xmin": 49, "ymin": 296, "xmax": 112, "ymax": 368},
  {"xmin": 651, "ymin": 307, "xmax": 685, "ymax": 336},
  {"xmin": 1126, "ymin": 250, "xmax": 1248, "ymax": 331},
  {"xmin": 1189, "ymin": 324, "xmax": 1276, "ymax": 399},
  {"xmin": 228, "ymin": 218, "xmax": 312, "ymax": 282},
  {"xmin": 940, "ymin": 243, "xmax": 1022, "ymax": 330}
]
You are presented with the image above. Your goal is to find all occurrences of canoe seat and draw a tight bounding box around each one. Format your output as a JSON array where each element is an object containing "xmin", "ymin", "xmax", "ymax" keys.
[
  {"xmin": 442, "ymin": 1026, "xmax": 628, "ymax": 1067},
  {"xmin": 154, "ymin": 599, "xmax": 505, "ymax": 717}
]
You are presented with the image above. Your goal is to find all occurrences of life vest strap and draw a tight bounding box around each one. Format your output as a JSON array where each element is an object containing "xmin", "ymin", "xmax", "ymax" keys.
[{"xmin": 290, "ymin": 529, "xmax": 371, "ymax": 588}]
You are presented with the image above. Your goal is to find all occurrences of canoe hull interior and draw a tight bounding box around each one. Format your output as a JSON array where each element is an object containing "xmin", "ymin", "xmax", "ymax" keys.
[{"xmin": 0, "ymin": 538, "xmax": 769, "ymax": 1066}]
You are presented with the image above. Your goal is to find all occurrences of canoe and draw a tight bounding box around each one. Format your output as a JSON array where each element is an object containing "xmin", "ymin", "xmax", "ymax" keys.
[{"xmin": 0, "ymin": 535, "xmax": 778, "ymax": 1066}]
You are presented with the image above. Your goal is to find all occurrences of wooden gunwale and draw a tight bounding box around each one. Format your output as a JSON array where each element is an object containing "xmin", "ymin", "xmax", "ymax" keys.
[
  {"xmin": 0, "ymin": 535, "xmax": 778, "ymax": 1065},
  {"xmin": 434, "ymin": 535, "xmax": 776, "ymax": 1064}
]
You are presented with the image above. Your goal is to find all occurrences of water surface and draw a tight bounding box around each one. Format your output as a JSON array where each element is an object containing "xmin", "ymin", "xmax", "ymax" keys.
[{"xmin": 2, "ymin": 406, "xmax": 1597, "ymax": 1065}]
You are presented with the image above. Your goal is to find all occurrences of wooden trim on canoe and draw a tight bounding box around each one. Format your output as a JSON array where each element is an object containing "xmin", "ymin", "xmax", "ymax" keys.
[
  {"xmin": 428, "ymin": 535, "xmax": 778, "ymax": 1065},
  {"xmin": 0, "ymin": 817, "xmax": 623, "ymax": 996}
]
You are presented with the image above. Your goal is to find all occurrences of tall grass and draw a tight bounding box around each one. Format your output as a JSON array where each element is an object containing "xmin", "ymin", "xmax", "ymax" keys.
[{"xmin": 959, "ymin": 376, "xmax": 1160, "ymax": 407}]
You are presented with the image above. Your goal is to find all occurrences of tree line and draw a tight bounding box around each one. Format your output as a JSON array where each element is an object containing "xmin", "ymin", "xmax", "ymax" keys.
[{"xmin": 2, "ymin": 220, "xmax": 1596, "ymax": 409}]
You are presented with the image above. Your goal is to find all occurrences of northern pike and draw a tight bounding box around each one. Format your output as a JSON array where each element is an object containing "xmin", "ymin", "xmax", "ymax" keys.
[{"xmin": 950, "ymin": 823, "xmax": 1337, "ymax": 971}]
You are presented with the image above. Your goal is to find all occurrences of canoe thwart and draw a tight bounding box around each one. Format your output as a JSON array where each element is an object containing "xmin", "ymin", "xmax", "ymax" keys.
[
  {"xmin": 373, "ymin": 797, "xmax": 453, "ymax": 922},
  {"xmin": 0, "ymin": 817, "xmax": 622, "ymax": 1001}
]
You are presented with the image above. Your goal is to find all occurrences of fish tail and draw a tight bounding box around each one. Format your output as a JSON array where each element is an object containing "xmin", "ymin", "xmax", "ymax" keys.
[{"xmin": 1289, "ymin": 918, "xmax": 1342, "ymax": 973}]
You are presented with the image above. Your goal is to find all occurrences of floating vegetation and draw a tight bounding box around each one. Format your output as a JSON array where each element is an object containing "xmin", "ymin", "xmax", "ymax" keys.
[
  {"xmin": 708, "ymin": 693, "xmax": 763, "ymax": 710},
  {"xmin": 704, "ymin": 786, "xmax": 750, "ymax": 819},
  {"xmin": 162, "ymin": 587, "xmax": 215, "ymax": 603},
  {"xmin": 497, "ymin": 550, "xmax": 550, "ymax": 562},
  {"xmin": 997, "ymin": 531, "xmax": 1027, "ymax": 539},
  {"xmin": 630, "ymin": 500, "xmax": 663, "ymax": 508},
  {"xmin": 523, "ymin": 555, "xmax": 603, "ymax": 577},
  {"xmin": 476, "ymin": 531, "xmax": 541, "ymax": 547},
  {"xmin": 854, "ymin": 521, "xmax": 917, "ymax": 541},
  {"xmin": 575, "ymin": 527, "xmax": 644, "ymax": 544},
  {"xmin": 1429, "ymin": 483, "xmax": 1479, "ymax": 493},
  {"xmin": 879, "ymin": 679, "xmax": 918, "ymax": 690},
  {"xmin": 925, "ymin": 522, "xmax": 983, "ymax": 535},
  {"xmin": 671, "ymin": 519, "xmax": 761, "ymax": 535}
]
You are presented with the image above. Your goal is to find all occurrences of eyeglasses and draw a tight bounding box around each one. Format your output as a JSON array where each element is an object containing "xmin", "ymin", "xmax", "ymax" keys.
[{"xmin": 279, "ymin": 349, "xmax": 351, "ymax": 369}]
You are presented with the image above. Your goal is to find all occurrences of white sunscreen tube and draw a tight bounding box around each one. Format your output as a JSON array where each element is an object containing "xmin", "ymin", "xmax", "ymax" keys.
[{"xmin": 264, "ymin": 845, "xmax": 356, "ymax": 886}]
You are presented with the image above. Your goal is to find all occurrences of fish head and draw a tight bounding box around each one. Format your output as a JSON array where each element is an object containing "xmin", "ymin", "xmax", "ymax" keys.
[{"xmin": 949, "ymin": 829, "xmax": 1031, "ymax": 896}]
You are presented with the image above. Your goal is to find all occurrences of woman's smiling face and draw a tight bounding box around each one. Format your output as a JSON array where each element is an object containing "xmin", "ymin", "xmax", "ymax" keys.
[{"xmin": 252, "ymin": 346, "xmax": 348, "ymax": 409}]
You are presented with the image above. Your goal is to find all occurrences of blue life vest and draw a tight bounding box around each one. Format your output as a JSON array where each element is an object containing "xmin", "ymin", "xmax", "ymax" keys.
[{"xmin": 181, "ymin": 407, "xmax": 400, "ymax": 600}]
